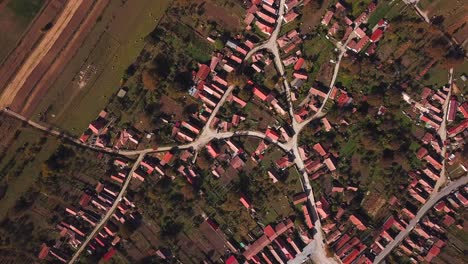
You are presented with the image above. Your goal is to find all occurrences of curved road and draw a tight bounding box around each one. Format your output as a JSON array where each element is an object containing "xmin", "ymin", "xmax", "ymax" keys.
[{"xmin": 373, "ymin": 175, "xmax": 468, "ymax": 263}]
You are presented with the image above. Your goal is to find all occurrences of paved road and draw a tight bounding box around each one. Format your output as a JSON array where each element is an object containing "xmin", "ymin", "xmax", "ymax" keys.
[
  {"xmin": 373, "ymin": 175, "xmax": 468, "ymax": 263},
  {"xmin": 68, "ymin": 153, "xmax": 146, "ymax": 264},
  {"xmin": 433, "ymin": 68, "xmax": 453, "ymax": 193},
  {"xmin": 2, "ymin": 108, "xmax": 123, "ymax": 155},
  {"xmin": 1, "ymin": 108, "xmax": 286, "ymax": 157},
  {"xmin": 296, "ymin": 28, "xmax": 358, "ymax": 132}
]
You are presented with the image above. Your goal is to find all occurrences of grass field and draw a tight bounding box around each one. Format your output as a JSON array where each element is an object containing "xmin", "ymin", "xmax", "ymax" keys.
[
  {"xmin": 0, "ymin": 0, "xmax": 45, "ymax": 62},
  {"xmin": 32, "ymin": 0, "xmax": 172, "ymax": 135},
  {"xmin": 367, "ymin": 1, "xmax": 402, "ymax": 28},
  {"xmin": 0, "ymin": 128, "xmax": 59, "ymax": 220},
  {"xmin": 7, "ymin": 0, "xmax": 44, "ymax": 20}
]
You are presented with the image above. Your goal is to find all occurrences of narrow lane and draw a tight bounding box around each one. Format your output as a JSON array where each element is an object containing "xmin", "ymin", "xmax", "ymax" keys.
[
  {"xmin": 68, "ymin": 153, "xmax": 146, "ymax": 264},
  {"xmin": 373, "ymin": 175, "xmax": 468, "ymax": 263}
]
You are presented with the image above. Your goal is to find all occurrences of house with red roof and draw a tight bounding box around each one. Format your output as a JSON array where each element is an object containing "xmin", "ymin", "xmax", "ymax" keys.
[
  {"xmin": 293, "ymin": 71, "xmax": 308, "ymax": 80},
  {"xmin": 313, "ymin": 143, "xmax": 327, "ymax": 156},
  {"xmin": 89, "ymin": 117, "xmax": 108, "ymax": 135},
  {"xmin": 101, "ymin": 247, "xmax": 116, "ymax": 261},
  {"xmin": 79, "ymin": 193, "xmax": 92, "ymax": 207},
  {"xmin": 276, "ymin": 156, "xmax": 293, "ymax": 169},
  {"xmin": 284, "ymin": 0, "xmax": 299, "ymax": 10},
  {"xmin": 416, "ymin": 147, "xmax": 428, "ymax": 159},
  {"xmin": 328, "ymin": 22, "xmax": 340, "ymax": 36},
  {"xmin": 425, "ymin": 244, "xmax": 442, "ymax": 262},
  {"xmin": 132, "ymin": 170, "xmax": 146, "ymax": 182},
  {"xmin": 354, "ymin": 27, "xmax": 366, "ymax": 39},
  {"xmin": 293, "ymin": 58, "xmax": 304, "ymax": 71},
  {"xmin": 302, "ymin": 205, "xmax": 314, "ymax": 229},
  {"xmin": 459, "ymin": 101, "xmax": 468, "ymax": 118},
  {"xmin": 324, "ymin": 157, "xmax": 336, "ymax": 171},
  {"xmin": 206, "ymin": 143, "xmax": 220, "ymax": 158},
  {"xmin": 253, "ymin": 86, "xmax": 269, "ymax": 101},
  {"xmin": 293, "ymin": 192, "xmax": 308, "ymax": 205},
  {"xmin": 239, "ymin": 193, "xmax": 252, "ymax": 209},
  {"xmin": 310, "ymin": 87, "xmax": 328, "ymax": 98},
  {"xmin": 447, "ymin": 96, "xmax": 458, "ymax": 122},
  {"xmin": 455, "ymin": 191, "xmax": 468, "ymax": 206},
  {"xmin": 225, "ymin": 255, "xmax": 239, "ymax": 264},
  {"xmin": 448, "ymin": 119, "xmax": 468, "ymax": 136},
  {"xmin": 316, "ymin": 200, "xmax": 329, "ymax": 219},
  {"xmin": 194, "ymin": 64, "xmax": 211, "ymax": 82},
  {"xmin": 160, "ymin": 152, "xmax": 174, "ymax": 166},
  {"xmin": 424, "ymin": 155, "xmax": 442, "ymax": 170},
  {"xmin": 321, "ymin": 10, "xmax": 334, "ymax": 26},
  {"xmin": 283, "ymin": 11, "xmax": 299, "ymax": 23},
  {"xmin": 265, "ymin": 128, "xmax": 280, "ymax": 141},
  {"xmin": 370, "ymin": 29, "xmax": 383, "ymax": 42},
  {"xmin": 332, "ymin": 186, "xmax": 344, "ymax": 193},
  {"xmin": 38, "ymin": 243, "xmax": 49, "ymax": 259},
  {"xmin": 349, "ymin": 215, "xmax": 367, "ymax": 231},
  {"xmin": 305, "ymin": 159, "xmax": 323, "ymax": 173},
  {"xmin": 255, "ymin": 21, "xmax": 274, "ymax": 35}
]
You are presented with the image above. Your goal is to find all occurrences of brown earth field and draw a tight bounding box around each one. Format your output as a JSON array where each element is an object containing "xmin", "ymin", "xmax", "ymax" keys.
[
  {"xmin": 0, "ymin": 0, "xmax": 92, "ymax": 112},
  {"xmin": 20, "ymin": 0, "xmax": 111, "ymax": 117},
  {"xmin": 30, "ymin": 0, "xmax": 172, "ymax": 134},
  {"xmin": 8, "ymin": 0, "xmax": 99, "ymax": 114},
  {"xmin": 0, "ymin": 0, "xmax": 66, "ymax": 91},
  {"xmin": 418, "ymin": 0, "xmax": 468, "ymax": 45}
]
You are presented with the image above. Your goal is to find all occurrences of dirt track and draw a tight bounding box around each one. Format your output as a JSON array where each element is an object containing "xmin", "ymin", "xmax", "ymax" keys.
[
  {"xmin": 0, "ymin": 0, "xmax": 85, "ymax": 110},
  {"xmin": 0, "ymin": 0, "xmax": 66, "ymax": 89},
  {"xmin": 21, "ymin": 0, "xmax": 111, "ymax": 117}
]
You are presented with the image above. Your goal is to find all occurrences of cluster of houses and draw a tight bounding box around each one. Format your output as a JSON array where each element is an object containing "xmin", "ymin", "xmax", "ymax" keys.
[
  {"xmin": 38, "ymin": 159, "xmax": 138, "ymax": 263},
  {"xmin": 225, "ymin": 217, "xmax": 307, "ymax": 264},
  {"xmin": 321, "ymin": 1, "xmax": 387, "ymax": 55},
  {"xmin": 250, "ymin": 81, "xmax": 289, "ymax": 116},
  {"xmin": 178, "ymin": 27, "xmax": 269, "ymax": 140},
  {"xmin": 302, "ymin": 193, "xmax": 374, "ymax": 264},
  {"xmin": 404, "ymin": 84, "xmax": 467, "ymax": 171},
  {"xmin": 296, "ymin": 82, "xmax": 352, "ymax": 123},
  {"xmin": 244, "ymin": 0, "xmax": 303, "ymax": 36},
  {"xmin": 370, "ymin": 186, "xmax": 467, "ymax": 263},
  {"xmin": 79, "ymin": 110, "xmax": 143, "ymax": 150}
]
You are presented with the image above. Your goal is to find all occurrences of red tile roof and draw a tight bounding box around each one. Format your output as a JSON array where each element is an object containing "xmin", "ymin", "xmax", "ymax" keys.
[
  {"xmin": 293, "ymin": 58, "xmax": 305, "ymax": 71},
  {"xmin": 253, "ymin": 86, "xmax": 269, "ymax": 101},
  {"xmin": 448, "ymin": 119, "xmax": 468, "ymax": 136},
  {"xmin": 293, "ymin": 192, "xmax": 308, "ymax": 205},
  {"xmin": 265, "ymin": 128, "xmax": 280, "ymax": 141},
  {"xmin": 370, "ymin": 29, "xmax": 383, "ymax": 42},
  {"xmin": 321, "ymin": 10, "xmax": 334, "ymax": 26},
  {"xmin": 349, "ymin": 215, "xmax": 367, "ymax": 231},
  {"xmin": 38, "ymin": 243, "xmax": 49, "ymax": 259},
  {"xmin": 459, "ymin": 101, "xmax": 468, "ymax": 118},
  {"xmin": 416, "ymin": 147, "xmax": 428, "ymax": 159},
  {"xmin": 225, "ymin": 255, "xmax": 239, "ymax": 264},
  {"xmin": 239, "ymin": 194, "xmax": 252, "ymax": 209},
  {"xmin": 195, "ymin": 64, "xmax": 210, "ymax": 81}
]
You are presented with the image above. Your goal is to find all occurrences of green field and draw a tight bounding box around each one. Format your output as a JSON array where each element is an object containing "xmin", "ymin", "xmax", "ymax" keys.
[
  {"xmin": 7, "ymin": 0, "xmax": 44, "ymax": 21},
  {"xmin": 0, "ymin": 127, "xmax": 59, "ymax": 220},
  {"xmin": 0, "ymin": 0, "xmax": 45, "ymax": 62},
  {"xmin": 32, "ymin": 0, "xmax": 172, "ymax": 135}
]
